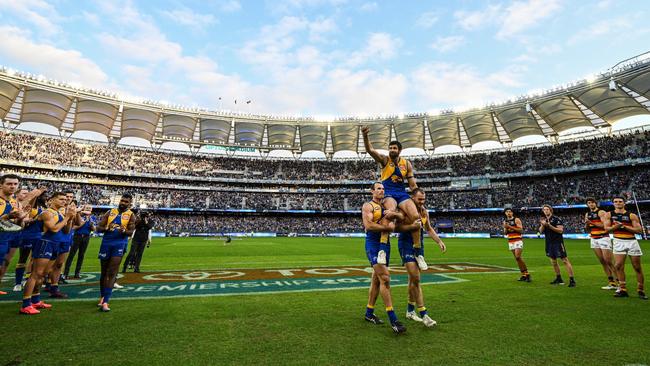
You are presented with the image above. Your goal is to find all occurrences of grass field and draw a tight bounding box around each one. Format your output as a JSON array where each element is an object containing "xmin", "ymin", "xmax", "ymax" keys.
[{"xmin": 2, "ymin": 237, "xmax": 649, "ymax": 366}]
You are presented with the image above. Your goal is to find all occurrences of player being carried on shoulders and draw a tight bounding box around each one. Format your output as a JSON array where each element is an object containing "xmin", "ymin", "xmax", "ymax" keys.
[{"xmin": 361, "ymin": 126, "xmax": 427, "ymax": 270}]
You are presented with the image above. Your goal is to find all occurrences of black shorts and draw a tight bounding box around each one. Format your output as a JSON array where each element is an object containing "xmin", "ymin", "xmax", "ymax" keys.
[{"xmin": 546, "ymin": 241, "xmax": 567, "ymax": 259}]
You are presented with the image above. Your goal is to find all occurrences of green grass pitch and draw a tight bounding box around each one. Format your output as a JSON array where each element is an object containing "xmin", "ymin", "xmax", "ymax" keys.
[{"xmin": 2, "ymin": 237, "xmax": 649, "ymax": 366}]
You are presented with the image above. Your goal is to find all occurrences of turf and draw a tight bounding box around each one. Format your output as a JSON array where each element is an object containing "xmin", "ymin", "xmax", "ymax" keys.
[{"xmin": 1, "ymin": 237, "xmax": 649, "ymax": 366}]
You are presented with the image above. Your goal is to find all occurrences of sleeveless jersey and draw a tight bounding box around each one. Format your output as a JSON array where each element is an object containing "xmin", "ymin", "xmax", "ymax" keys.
[
  {"xmin": 0, "ymin": 196, "xmax": 19, "ymax": 242},
  {"xmin": 365, "ymin": 201, "xmax": 384, "ymax": 243},
  {"xmin": 380, "ymin": 157, "xmax": 409, "ymax": 194},
  {"xmin": 102, "ymin": 208, "xmax": 134, "ymax": 246},
  {"xmin": 42, "ymin": 208, "xmax": 67, "ymax": 243},
  {"xmin": 22, "ymin": 207, "xmax": 45, "ymax": 240},
  {"xmin": 586, "ymin": 209, "xmax": 607, "ymax": 239},
  {"xmin": 505, "ymin": 217, "xmax": 523, "ymax": 243},
  {"xmin": 610, "ymin": 210, "xmax": 635, "ymax": 240}
]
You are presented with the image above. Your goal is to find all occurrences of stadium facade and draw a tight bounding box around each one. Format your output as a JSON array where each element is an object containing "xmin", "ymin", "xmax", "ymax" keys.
[{"xmin": 0, "ymin": 53, "xmax": 649, "ymax": 237}]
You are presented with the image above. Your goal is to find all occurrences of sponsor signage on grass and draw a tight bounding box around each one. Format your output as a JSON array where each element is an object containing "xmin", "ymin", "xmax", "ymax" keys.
[{"xmin": 0, "ymin": 263, "xmax": 515, "ymax": 301}]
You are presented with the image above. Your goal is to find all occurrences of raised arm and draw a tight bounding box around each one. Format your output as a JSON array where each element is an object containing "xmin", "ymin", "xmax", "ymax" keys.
[
  {"xmin": 361, "ymin": 126, "xmax": 388, "ymax": 167},
  {"xmin": 20, "ymin": 186, "xmax": 47, "ymax": 206}
]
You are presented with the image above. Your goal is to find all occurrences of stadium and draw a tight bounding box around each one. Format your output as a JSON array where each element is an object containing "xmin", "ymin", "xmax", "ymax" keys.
[{"xmin": 1, "ymin": 2, "xmax": 650, "ymax": 365}]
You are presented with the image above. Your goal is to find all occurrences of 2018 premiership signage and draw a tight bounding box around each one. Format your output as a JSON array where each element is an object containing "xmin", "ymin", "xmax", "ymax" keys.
[{"xmin": 0, "ymin": 263, "xmax": 516, "ymax": 301}]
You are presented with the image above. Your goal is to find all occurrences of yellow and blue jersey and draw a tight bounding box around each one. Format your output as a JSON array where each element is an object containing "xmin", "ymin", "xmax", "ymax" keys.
[
  {"xmin": 398, "ymin": 214, "xmax": 427, "ymax": 247},
  {"xmin": 42, "ymin": 208, "xmax": 66, "ymax": 243},
  {"xmin": 102, "ymin": 208, "xmax": 133, "ymax": 246},
  {"xmin": 0, "ymin": 196, "xmax": 19, "ymax": 243},
  {"xmin": 22, "ymin": 207, "xmax": 45, "ymax": 240},
  {"xmin": 365, "ymin": 201, "xmax": 385, "ymax": 243},
  {"xmin": 380, "ymin": 157, "xmax": 409, "ymax": 194}
]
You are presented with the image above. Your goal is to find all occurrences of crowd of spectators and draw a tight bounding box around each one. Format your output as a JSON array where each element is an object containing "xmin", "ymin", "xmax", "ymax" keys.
[
  {"xmin": 2, "ymin": 129, "xmax": 648, "ymax": 181},
  {"xmin": 152, "ymin": 209, "xmax": 649, "ymax": 235},
  {"xmin": 11, "ymin": 166, "xmax": 648, "ymax": 211}
]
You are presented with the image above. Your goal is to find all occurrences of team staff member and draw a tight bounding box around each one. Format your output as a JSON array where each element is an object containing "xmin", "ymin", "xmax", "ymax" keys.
[
  {"xmin": 362, "ymin": 182, "xmax": 406, "ymax": 334},
  {"xmin": 64, "ymin": 205, "xmax": 96, "ymax": 279},
  {"xmin": 605, "ymin": 196, "xmax": 647, "ymax": 300},
  {"xmin": 503, "ymin": 208, "xmax": 530, "ymax": 282},
  {"xmin": 539, "ymin": 205, "xmax": 576, "ymax": 287},
  {"xmin": 123, "ymin": 211, "xmax": 154, "ymax": 273},
  {"xmin": 397, "ymin": 188, "xmax": 446, "ymax": 328},
  {"xmin": 96, "ymin": 193, "xmax": 136, "ymax": 312}
]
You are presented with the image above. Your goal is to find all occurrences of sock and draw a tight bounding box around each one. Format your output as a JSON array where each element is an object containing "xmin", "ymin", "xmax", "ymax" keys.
[
  {"xmin": 556, "ymin": 274, "xmax": 562, "ymax": 281},
  {"xmin": 386, "ymin": 307, "xmax": 398, "ymax": 323},
  {"xmin": 100, "ymin": 287, "xmax": 106, "ymax": 298},
  {"xmin": 620, "ymin": 282, "xmax": 627, "ymax": 291},
  {"xmin": 407, "ymin": 302, "xmax": 415, "ymax": 313},
  {"xmin": 22, "ymin": 297, "xmax": 32, "ymax": 308},
  {"xmin": 608, "ymin": 276, "xmax": 614, "ymax": 282},
  {"xmin": 103, "ymin": 288, "xmax": 113, "ymax": 304},
  {"xmin": 417, "ymin": 306, "xmax": 428, "ymax": 317},
  {"xmin": 569, "ymin": 277, "xmax": 575, "ymax": 282},
  {"xmin": 522, "ymin": 270, "xmax": 529, "ymax": 276},
  {"xmin": 638, "ymin": 284, "xmax": 644, "ymax": 292},
  {"xmin": 50, "ymin": 285, "xmax": 59, "ymax": 294},
  {"xmin": 365, "ymin": 304, "xmax": 374, "ymax": 317},
  {"xmin": 31, "ymin": 293, "xmax": 41, "ymax": 304},
  {"xmin": 15, "ymin": 266, "xmax": 26, "ymax": 285}
]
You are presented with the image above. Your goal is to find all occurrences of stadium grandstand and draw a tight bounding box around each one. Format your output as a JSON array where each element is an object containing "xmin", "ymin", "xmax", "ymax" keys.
[{"xmin": 1, "ymin": 53, "xmax": 650, "ymax": 238}]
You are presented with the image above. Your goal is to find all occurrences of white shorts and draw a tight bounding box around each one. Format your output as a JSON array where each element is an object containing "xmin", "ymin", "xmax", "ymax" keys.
[
  {"xmin": 590, "ymin": 237, "xmax": 612, "ymax": 250},
  {"xmin": 612, "ymin": 238, "xmax": 643, "ymax": 256},
  {"xmin": 508, "ymin": 240, "xmax": 524, "ymax": 251}
]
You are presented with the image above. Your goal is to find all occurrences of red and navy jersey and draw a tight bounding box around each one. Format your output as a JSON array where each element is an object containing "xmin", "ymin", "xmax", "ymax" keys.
[
  {"xmin": 505, "ymin": 217, "xmax": 522, "ymax": 243},
  {"xmin": 586, "ymin": 209, "xmax": 607, "ymax": 239},
  {"xmin": 610, "ymin": 210, "xmax": 635, "ymax": 240}
]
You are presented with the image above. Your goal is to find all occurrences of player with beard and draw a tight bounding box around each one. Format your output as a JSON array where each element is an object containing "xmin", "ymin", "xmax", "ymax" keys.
[
  {"xmin": 96, "ymin": 193, "xmax": 136, "ymax": 312},
  {"xmin": 361, "ymin": 126, "xmax": 427, "ymax": 270}
]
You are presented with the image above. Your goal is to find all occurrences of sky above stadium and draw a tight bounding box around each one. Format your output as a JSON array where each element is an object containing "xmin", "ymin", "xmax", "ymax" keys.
[{"xmin": 1, "ymin": 0, "xmax": 649, "ymax": 119}]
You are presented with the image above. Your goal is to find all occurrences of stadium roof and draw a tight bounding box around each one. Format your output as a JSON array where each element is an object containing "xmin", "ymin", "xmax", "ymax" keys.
[{"xmin": 1, "ymin": 54, "xmax": 649, "ymax": 155}]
